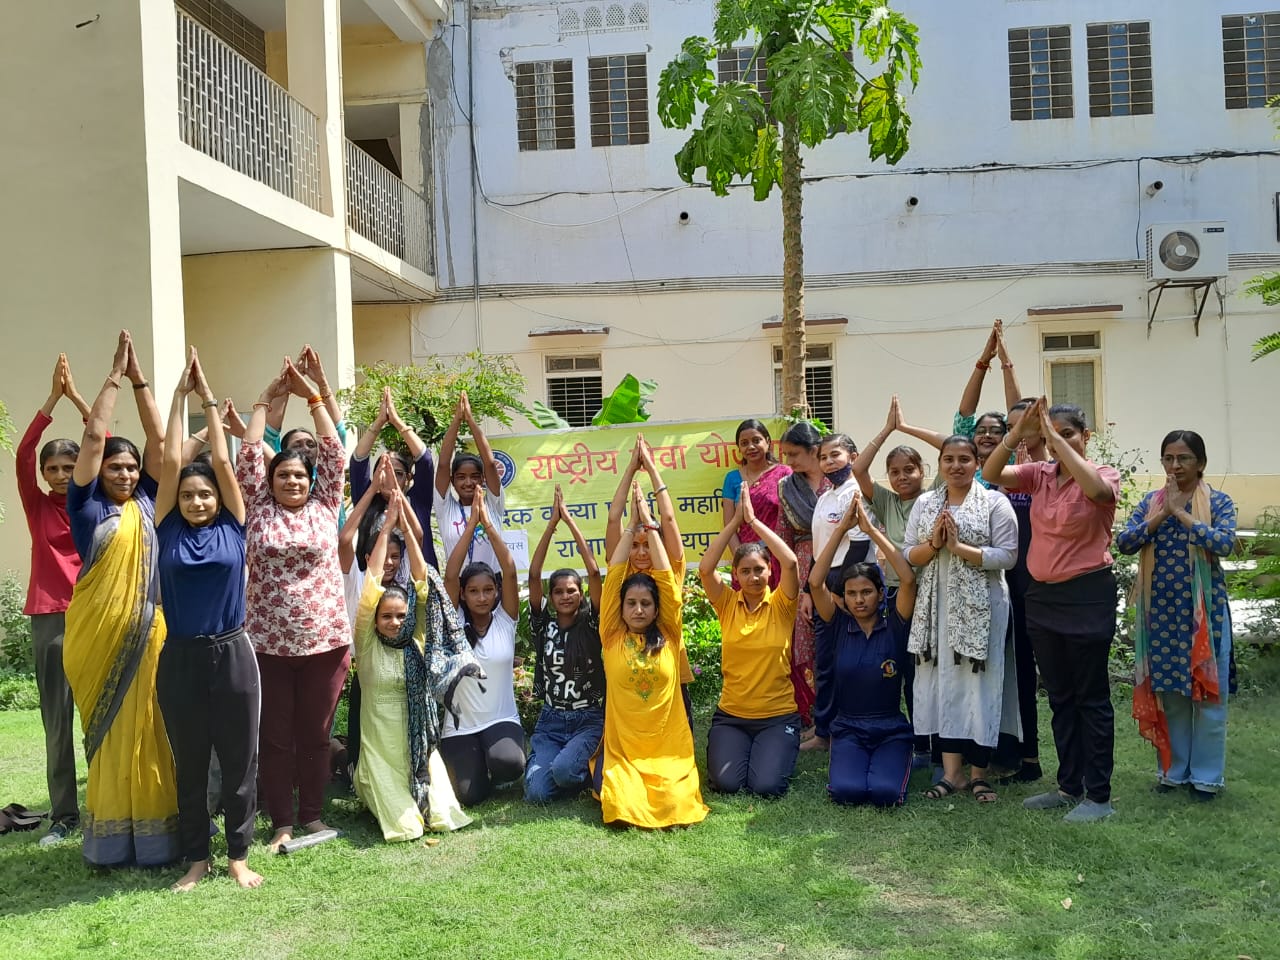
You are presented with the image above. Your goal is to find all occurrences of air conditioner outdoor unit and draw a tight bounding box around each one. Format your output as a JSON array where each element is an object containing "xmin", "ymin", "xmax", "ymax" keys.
[{"xmin": 1145, "ymin": 221, "xmax": 1228, "ymax": 281}]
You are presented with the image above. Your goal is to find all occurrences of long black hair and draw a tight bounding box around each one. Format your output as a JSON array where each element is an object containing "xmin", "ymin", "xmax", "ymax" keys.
[
  {"xmin": 546, "ymin": 569, "xmax": 594, "ymax": 678},
  {"xmin": 619, "ymin": 571, "xmax": 664, "ymax": 655},
  {"xmin": 735, "ymin": 418, "xmax": 777, "ymax": 463},
  {"xmin": 458, "ymin": 561, "xmax": 501, "ymax": 648},
  {"xmin": 39, "ymin": 438, "xmax": 80, "ymax": 469}
]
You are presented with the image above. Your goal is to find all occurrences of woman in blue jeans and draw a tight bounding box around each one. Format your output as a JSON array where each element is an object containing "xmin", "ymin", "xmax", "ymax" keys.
[{"xmin": 524, "ymin": 485, "xmax": 605, "ymax": 802}]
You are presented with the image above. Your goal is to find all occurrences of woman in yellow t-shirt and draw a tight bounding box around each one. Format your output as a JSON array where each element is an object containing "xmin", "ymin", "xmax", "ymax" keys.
[
  {"xmin": 596, "ymin": 482, "xmax": 708, "ymax": 829},
  {"xmin": 698, "ymin": 486, "xmax": 801, "ymax": 796}
]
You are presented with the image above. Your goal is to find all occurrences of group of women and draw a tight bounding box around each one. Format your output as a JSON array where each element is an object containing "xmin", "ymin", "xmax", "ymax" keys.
[{"xmin": 12, "ymin": 319, "xmax": 1237, "ymax": 890}]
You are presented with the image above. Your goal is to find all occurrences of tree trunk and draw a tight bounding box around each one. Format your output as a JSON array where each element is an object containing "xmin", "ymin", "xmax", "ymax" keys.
[{"xmin": 780, "ymin": 118, "xmax": 807, "ymax": 418}]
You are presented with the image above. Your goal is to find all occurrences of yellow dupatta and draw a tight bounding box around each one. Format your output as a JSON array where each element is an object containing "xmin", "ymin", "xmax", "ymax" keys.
[{"xmin": 64, "ymin": 498, "xmax": 178, "ymax": 866}]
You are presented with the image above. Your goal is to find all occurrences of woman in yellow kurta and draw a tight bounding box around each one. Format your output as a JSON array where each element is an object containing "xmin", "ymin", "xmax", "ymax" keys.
[
  {"xmin": 63, "ymin": 330, "xmax": 178, "ymax": 866},
  {"xmin": 353, "ymin": 490, "xmax": 481, "ymax": 841},
  {"xmin": 596, "ymin": 481, "xmax": 708, "ymax": 829}
]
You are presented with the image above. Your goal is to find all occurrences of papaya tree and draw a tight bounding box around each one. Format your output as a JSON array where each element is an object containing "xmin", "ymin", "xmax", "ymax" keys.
[{"xmin": 657, "ymin": 0, "xmax": 921, "ymax": 414}]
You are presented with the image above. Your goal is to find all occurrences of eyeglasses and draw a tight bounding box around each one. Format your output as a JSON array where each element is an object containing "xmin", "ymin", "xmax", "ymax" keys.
[
  {"xmin": 973, "ymin": 427, "xmax": 1007, "ymax": 437},
  {"xmin": 1161, "ymin": 454, "xmax": 1198, "ymax": 466}
]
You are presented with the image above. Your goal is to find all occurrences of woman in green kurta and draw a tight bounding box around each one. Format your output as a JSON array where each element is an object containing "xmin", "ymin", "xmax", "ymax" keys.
[{"xmin": 353, "ymin": 491, "xmax": 483, "ymax": 841}]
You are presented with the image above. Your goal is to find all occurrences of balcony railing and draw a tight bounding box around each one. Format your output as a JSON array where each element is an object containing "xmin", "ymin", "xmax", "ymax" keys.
[
  {"xmin": 344, "ymin": 140, "xmax": 432, "ymax": 274},
  {"xmin": 177, "ymin": 10, "xmax": 323, "ymax": 211}
]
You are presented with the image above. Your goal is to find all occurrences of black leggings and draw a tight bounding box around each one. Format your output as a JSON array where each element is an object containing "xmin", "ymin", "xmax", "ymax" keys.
[
  {"xmin": 706, "ymin": 710, "xmax": 801, "ymax": 797},
  {"xmin": 157, "ymin": 628, "xmax": 260, "ymax": 863},
  {"xmin": 936, "ymin": 737, "xmax": 992, "ymax": 769},
  {"xmin": 439, "ymin": 721, "xmax": 527, "ymax": 806}
]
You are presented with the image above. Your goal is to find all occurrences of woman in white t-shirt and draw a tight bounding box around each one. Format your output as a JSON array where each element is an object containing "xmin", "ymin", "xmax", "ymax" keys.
[
  {"xmin": 441, "ymin": 489, "xmax": 525, "ymax": 805},
  {"xmin": 811, "ymin": 433, "xmax": 874, "ymax": 593},
  {"xmin": 434, "ymin": 391, "xmax": 506, "ymax": 571}
]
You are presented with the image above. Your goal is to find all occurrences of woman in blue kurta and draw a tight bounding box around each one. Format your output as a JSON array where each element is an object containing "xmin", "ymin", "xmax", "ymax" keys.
[
  {"xmin": 1116, "ymin": 430, "xmax": 1236, "ymax": 799},
  {"xmin": 811, "ymin": 494, "xmax": 918, "ymax": 807}
]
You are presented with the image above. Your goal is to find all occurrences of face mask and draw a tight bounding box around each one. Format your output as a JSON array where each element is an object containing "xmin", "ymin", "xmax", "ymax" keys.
[{"xmin": 827, "ymin": 464, "xmax": 854, "ymax": 487}]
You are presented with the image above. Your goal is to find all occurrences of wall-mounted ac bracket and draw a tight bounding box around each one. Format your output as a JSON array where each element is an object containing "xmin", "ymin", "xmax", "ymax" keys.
[{"xmin": 1146, "ymin": 279, "xmax": 1215, "ymax": 337}]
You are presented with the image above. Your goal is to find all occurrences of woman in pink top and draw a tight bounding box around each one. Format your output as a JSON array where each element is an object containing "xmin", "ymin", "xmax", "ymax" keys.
[
  {"xmin": 237, "ymin": 353, "xmax": 350, "ymax": 853},
  {"xmin": 982, "ymin": 399, "xmax": 1121, "ymax": 824},
  {"xmin": 14, "ymin": 354, "xmax": 91, "ymax": 843}
]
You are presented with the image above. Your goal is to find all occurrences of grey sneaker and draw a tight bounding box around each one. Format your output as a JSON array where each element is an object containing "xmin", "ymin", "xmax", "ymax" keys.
[
  {"xmin": 38, "ymin": 822, "xmax": 72, "ymax": 847},
  {"xmin": 1023, "ymin": 790, "xmax": 1076, "ymax": 810},
  {"xmin": 1062, "ymin": 798, "xmax": 1115, "ymax": 823}
]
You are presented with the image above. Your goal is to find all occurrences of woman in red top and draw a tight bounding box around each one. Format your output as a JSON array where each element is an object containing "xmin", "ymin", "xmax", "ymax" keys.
[
  {"xmin": 15, "ymin": 354, "xmax": 91, "ymax": 844},
  {"xmin": 983, "ymin": 398, "xmax": 1122, "ymax": 823}
]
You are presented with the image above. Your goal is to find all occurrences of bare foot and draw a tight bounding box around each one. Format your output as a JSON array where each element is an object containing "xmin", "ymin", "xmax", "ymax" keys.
[
  {"xmin": 799, "ymin": 735, "xmax": 829, "ymax": 753},
  {"xmin": 170, "ymin": 860, "xmax": 210, "ymax": 893},
  {"xmin": 228, "ymin": 858, "xmax": 264, "ymax": 889},
  {"xmin": 301, "ymin": 819, "xmax": 334, "ymax": 834},
  {"xmin": 266, "ymin": 827, "xmax": 293, "ymax": 854}
]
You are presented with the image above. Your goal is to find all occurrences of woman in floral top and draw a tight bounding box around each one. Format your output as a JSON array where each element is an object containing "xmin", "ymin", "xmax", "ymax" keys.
[{"xmin": 237, "ymin": 352, "xmax": 350, "ymax": 853}]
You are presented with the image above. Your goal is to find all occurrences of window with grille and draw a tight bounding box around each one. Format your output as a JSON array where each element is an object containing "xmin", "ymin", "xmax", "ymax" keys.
[
  {"xmin": 515, "ymin": 60, "xmax": 575, "ymax": 151},
  {"xmin": 588, "ymin": 54, "xmax": 649, "ymax": 146},
  {"xmin": 1222, "ymin": 12, "xmax": 1280, "ymax": 108},
  {"xmin": 1086, "ymin": 22, "xmax": 1153, "ymax": 117},
  {"xmin": 176, "ymin": 0, "xmax": 266, "ymax": 69},
  {"xmin": 1041, "ymin": 332, "xmax": 1101, "ymax": 429},
  {"xmin": 546, "ymin": 356, "xmax": 604, "ymax": 427},
  {"xmin": 718, "ymin": 46, "xmax": 772, "ymax": 112},
  {"xmin": 1009, "ymin": 25, "xmax": 1073, "ymax": 120},
  {"xmin": 772, "ymin": 344, "xmax": 835, "ymax": 428}
]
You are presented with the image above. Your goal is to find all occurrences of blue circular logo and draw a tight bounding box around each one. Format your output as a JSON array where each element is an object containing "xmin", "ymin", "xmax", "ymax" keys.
[{"xmin": 493, "ymin": 449, "xmax": 516, "ymax": 488}]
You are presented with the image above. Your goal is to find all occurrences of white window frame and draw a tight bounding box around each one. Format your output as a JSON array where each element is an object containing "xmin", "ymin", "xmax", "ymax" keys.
[
  {"xmin": 772, "ymin": 342, "xmax": 836, "ymax": 427},
  {"xmin": 1040, "ymin": 330, "xmax": 1103, "ymax": 429},
  {"xmin": 545, "ymin": 355, "xmax": 604, "ymax": 427}
]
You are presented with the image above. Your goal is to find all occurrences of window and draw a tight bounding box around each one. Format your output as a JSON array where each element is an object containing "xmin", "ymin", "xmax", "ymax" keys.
[
  {"xmin": 718, "ymin": 46, "xmax": 772, "ymax": 112},
  {"xmin": 1086, "ymin": 22, "xmax": 1153, "ymax": 117},
  {"xmin": 1009, "ymin": 25, "xmax": 1073, "ymax": 120},
  {"xmin": 588, "ymin": 54, "xmax": 649, "ymax": 145},
  {"xmin": 546, "ymin": 356, "xmax": 603, "ymax": 427},
  {"xmin": 1223, "ymin": 12, "xmax": 1280, "ymax": 108},
  {"xmin": 1041, "ymin": 332, "xmax": 1101, "ymax": 429},
  {"xmin": 515, "ymin": 60, "xmax": 575, "ymax": 151},
  {"xmin": 772, "ymin": 344, "xmax": 835, "ymax": 428}
]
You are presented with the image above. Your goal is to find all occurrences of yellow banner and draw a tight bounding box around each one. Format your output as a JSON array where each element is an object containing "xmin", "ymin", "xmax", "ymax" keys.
[{"xmin": 489, "ymin": 418, "xmax": 787, "ymax": 571}]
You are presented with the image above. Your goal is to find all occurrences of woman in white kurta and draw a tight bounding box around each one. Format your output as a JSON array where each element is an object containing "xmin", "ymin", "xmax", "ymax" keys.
[
  {"xmin": 904, "ymin": 435, "xmax": 1019, "ymax": 804},
  {"xmin": 353, "ymin": 492, "xmax": 479, "ymax": 841}
]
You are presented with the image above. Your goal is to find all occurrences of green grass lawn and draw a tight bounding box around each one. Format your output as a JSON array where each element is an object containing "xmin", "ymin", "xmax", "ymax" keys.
[{"xmin": 2, "ymin": 671, "xmax": 1278, "ymax": 960}]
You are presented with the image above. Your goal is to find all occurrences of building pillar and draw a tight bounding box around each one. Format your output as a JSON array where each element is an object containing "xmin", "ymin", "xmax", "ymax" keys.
[{"xmin": 286, "ymin": 0, "xmax": 346, "ymax": 219}]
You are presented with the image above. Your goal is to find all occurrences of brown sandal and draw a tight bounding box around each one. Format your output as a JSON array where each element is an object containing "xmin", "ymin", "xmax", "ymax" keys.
[
  {"xmin": 923, "ymin": 778, "xmax": 962, "ymax": 800},
  {"xmin": 970, "ymin": 779, "xmax": 998, "ymax": 803}
]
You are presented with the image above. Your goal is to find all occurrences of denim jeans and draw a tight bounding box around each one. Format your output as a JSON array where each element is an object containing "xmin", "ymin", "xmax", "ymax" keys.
[
  {"xmin": 524, "ymin": 705, "xmax": 604, "ymax": 802},
  {"xmin": 1159, "ymin": 609, "xmax": 1232, "ymax": 793}
]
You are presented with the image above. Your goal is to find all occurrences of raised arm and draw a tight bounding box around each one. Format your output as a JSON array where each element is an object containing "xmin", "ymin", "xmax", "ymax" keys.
[
  {"xmin": 1039, "ymin": 402, "xmax": 1115, "ymax": 504},
  {"xmin": 60, "ymin": 355, "xmax": 93, "ymax": 420},
  {"xmin": 560, "ymin": 488, "xmax": 603, "ymax": 609},
  {"xmin": 352, "ymin": 387, "xmax": 390, "ymax": 463},
  {"xmin": 73, "ymin": 332, "xmax": 130, "ymax": 487},
  {"xmin": 698, "ymin": 496, "xmax": 741, "ymax": 606},
  {"xmin": 435, "ymin": 397, "xmax": 463, "ymax": 498},
  {"xmin": 299, "ymin": 345, "xmax": 343, "ymax": 433},
  {"xmin": 605, "ymin": 437, "xmax": 644, "ymax": 557},
  {"xmin": 123, "ymin": 333, "xmax": 165, "ymax": 480},
  {"xmin": 528, "ymin": 491, "xmax": 560, "ymax": 613},
  {"xmin": 242, "ymin": 362, "xmax": 290, "ymax": 445},
  {"xmin": 854, "ymin": 396, "xmax": 901, "ymax": 499},
  {"xmin": 21, "ymin": 357, "xmax": 69, "ymax": 507},
  {"xmin": 994, "ymin": 323, "xmax": 1024, "ymax": 412},
  {"xmin": 395, "ymin": 489, "xmax": 430, "ymax": 582},
  {"xmin": 741, "ymin": 484, "xmax": 799, "ymax": 599},
  {"xmin": 638, "ymin": 435, "xmax": 684, "ymax": 567},
  {"xmin": 368, "ymin": 492, "xmax": 402, "ymax": 587},
  {"xmin": 157, "ymin": 349, "xmax": 199, "ymax": 523},
  {"xmin": 443, "ymin": 491, "xmax": 477, "ymax": 605},
  {"xmin": 385, "ymin": 387, "xmax": 427, "ymax": 460},
  {"xmin": 475, "ymin": 489, "xmax": 519, "ymax": 618},
  {"xmin": 983, "ymin": 396, "xmax": 1041, "ymax": 489},
  {"xmin": 284, "ymin": 354, "xmax": 337, "ymax": 439},
  {"xmin": 459, "ymin": 391, "xmax": 501, "ymax": 497},
  {"xmin": 852, "ymin": 497, "xmax": 916, "ymax": 620},
  {"xmin": 808, "ymin": 494, "xmax": 856, "ymax": 622},
  {"xmin": 339, "ymin": 455, "xmax": 387, "ymax": 573},
  {"xmin": 957, "ymin": 320, "xmax": 1000, "ymax": 419}
]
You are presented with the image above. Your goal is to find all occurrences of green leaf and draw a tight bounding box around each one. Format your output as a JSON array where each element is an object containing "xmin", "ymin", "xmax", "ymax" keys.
[
  {"xmin": 527, "ymin": 400, "xmax": 572, "ymax": 430},
  {"xmin": 1251, "ymin": 331, "xmax": 1280, "ymax": 361},
  {"xmin": 657, "ymin": 37, "xmax": 717, "ymax": 130},
  {"xmin": 591, "ymin": 374, "xmax": 658, "ymax": 426},
  {"xmin": 769, "ymin": 39, "xmax": 856, "ymax": 148},
  {"xmin": 749, "ymin": 124, "xmax": 783, "ymax": 200}
]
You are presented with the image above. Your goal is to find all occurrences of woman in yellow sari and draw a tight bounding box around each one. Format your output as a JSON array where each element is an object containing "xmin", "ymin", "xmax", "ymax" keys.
[
  {"xmin": 64, "ymin": 331, "xmax": 178, "ymax": 866},
  {"xmin": 595, "ymin": 482, "xmax": 707, "ymax": 829}
]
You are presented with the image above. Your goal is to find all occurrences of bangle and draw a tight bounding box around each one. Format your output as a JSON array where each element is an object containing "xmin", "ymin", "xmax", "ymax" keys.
[
  {"xmin": 974, "ymin": 360, "xmax": 990, "ymax": 371},
  {"xmin": 202, "ymin": 399, "xmax": 218, "ymax": 409},
  {"xmin": 1000, "ymin": 362, "xmax": 1014, "ymax": 369},
  {"xmin": 654, "ymin": 484, "xmax": 668, "ymax": 494},
  {"xmin": 252, "ymin": 401, "xmax": 271, "ymax": 410},
  {"xmin": 1001, "ymin": 435, "xmax": 1018, "ymax": 452},
  {"xmin": 132, "ymin": 380, "xmax": 149, "ymax": 390},
  {"xmin": 308, "ymin": 394, "xmax": 323, "ymax": 405},
  {"xmin": 105, "ymin": 378, "xmax": 121, "ymax": 389}
]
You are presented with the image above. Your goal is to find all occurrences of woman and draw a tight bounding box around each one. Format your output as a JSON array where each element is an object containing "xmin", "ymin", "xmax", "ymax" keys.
[
  {"xmin": 811, "ymin": 496, "xmax": 918, "ymax": 807},
  {"xmin": 983, "ymin": 399, "xmax": 1122, "ymax": 823},
  {"xmin": 597, "ymin": 482, "xmax": 708, "ymax": 828},
  {"xmin": 435, "ymin": 391, "xmax": 507, "ymax": 571},
  {"xmin": 349, "ymin": 386, "xmax": 437, "ymax": 569},
  {"xmin": 905, "ymin": 435, "xmax": 1019, "ymax": 804},
  {"xmin": 64, "ymin": 330, "xmax": 178, "ymax": 866},
  {"xmin": 524, "ymin": 484, "xmax": 605, "ymax": 803},
  {"xmin": 354, "ymin": 491, "xmax": 481, "ymax": 839},
  {"xmin": 442, "ymin": 490, "xmax": 526, "ymax": 806},
  {"xmin": 719, "ymin": 419, "xmax": 791, "ymax": 588},
  {"xmin": 954, "ymin": 319, "xmax": 1023, "ymax": 442},
  {"xmin": 699, "ymin": 487, "xmax": 801, "ymax": 797},
  {"xmin": 154, "ymin": 349, "xmax": 260, "ymax": 891},
  {"xmin": 774, "ymin": 422, "xmax": 830, "ymax": 734},
  {"xmin": 238, "ymin": 354, "xmax": 351, "ymax": 853},
  {"xmin": 15, "ymin": 354, "xmax": 90, "ymax": 846},
  {"xmin": 606, "ymin": 435, "xmax": 695, "ymax": 727},
  {"xmin": 1116, "ymin": 430, "xmax": 1236, "ymax": 800}
]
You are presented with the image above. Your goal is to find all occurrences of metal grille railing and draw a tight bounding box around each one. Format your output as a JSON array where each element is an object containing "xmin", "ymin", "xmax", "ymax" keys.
[
  {"xmin": 176, "ymin": 9, "xmax": 323, "ymax": 210},
  {"xmin": 344, "ymin": 139, "xmax": 432, "ymax": 274}
]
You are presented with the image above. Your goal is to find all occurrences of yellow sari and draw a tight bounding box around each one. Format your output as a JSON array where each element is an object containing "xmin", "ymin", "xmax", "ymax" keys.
[
  {"xmin": 64, "ymin": 498, "xmax": 178, "ymax": 866},
  {"xmin": 597, "ymin": 565, "xmax": 707, "ymax": 828}
]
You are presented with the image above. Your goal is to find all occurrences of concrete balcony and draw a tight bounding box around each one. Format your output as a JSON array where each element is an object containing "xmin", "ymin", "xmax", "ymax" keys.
[{"xmin": 345, "ymin": 139, "xmax": 436, "ymax": 300}]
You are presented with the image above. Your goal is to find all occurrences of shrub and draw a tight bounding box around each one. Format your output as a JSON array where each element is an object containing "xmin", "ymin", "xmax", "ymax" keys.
[
  {"xmin": 1230, "ymin": 506, "xmax": 1280, "ymax": 644},
  {"xmin": 0, "ymin": 667, "xmax": 39, "ymax": 711},
  {"xmin": 0, "ymin": 573, "xmax": 33, "ymax": 675},
  {"xmin": 681, "ymin": 571, "xmax": 723, "ymax": 713}
]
